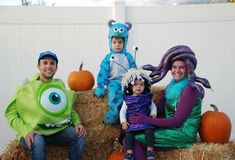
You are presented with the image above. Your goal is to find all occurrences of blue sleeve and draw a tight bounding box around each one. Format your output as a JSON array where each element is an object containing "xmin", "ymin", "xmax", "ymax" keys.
[{"xmin": 95, "ymin": 54, "xmax": 111, "ymax": 97}]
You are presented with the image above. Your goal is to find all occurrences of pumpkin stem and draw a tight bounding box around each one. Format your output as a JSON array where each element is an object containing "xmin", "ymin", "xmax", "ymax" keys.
[
  {"xmin": 210, "ymin": 104, "xmax": 219, "ymax": 112},
  {"xmin": 79, "ymin": 62, "xmax": 84, "ymax": 71}
]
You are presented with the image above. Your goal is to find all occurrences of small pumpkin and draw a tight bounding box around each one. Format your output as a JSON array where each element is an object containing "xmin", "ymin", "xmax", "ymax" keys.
[
  {"xmin": 108, "ymin": 151, "xmax": 124, "ymax": 160},
  {"xmin": 199, "ymin": 104, "xmax": 231, "ymax": 143},
  {"xmin": 67, "ymin": 62, "xmax": 95, "ymax": 91}
]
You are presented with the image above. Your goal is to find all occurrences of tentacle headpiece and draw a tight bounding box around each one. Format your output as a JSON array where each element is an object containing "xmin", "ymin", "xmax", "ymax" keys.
[{"xmin": 142, "ymin": 45, "xmax": 211, "ymax": 98}]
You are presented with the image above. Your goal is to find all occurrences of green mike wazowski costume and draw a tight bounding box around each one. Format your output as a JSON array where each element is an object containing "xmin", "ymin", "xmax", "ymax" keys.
[{"xmin": 5, "ymin": 74, "xmax": 81, "ymax": 140}]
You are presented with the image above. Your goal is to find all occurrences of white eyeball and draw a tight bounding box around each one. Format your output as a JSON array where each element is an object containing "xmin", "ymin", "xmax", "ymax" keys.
[
  {"xmin": 133, "ymin": 46, "xmax": 138, "ymax": 51},
  {"xmin": 113, "ymin": 28, "xmax": 118, "ymax": 32},
  {"xmin": 118, "ymin": 28, "xmax": 124, "ymax": 33},
  {"xmin": 110, "ymin": 56, "xmax": 115, "ymax": 61}
]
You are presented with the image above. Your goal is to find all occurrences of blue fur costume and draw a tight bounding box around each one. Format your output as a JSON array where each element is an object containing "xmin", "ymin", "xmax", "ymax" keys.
[{"xmin": 95, "ymin": 20, "xmax": 137, "ymax": 124}]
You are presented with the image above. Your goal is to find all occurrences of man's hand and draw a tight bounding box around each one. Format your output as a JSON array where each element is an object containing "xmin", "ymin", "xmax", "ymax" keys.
[
  {"xmin": 121, "ymin": 122, "xmax": 129, "ymax": 130},
  {"xmin": 150, "ymin": 114, "xmax": 156, "ymax": 118},
  {"xmin": 75, "ymin": 124, "xmax": 86, "ymax": 137},
  {"xmin": 25, "ymin": 131, "xmax": 40, "ymax": 149}
]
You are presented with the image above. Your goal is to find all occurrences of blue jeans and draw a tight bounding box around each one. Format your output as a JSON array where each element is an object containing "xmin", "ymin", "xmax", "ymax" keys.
[{"xmin": 19, "ymin": 126, "xmax": 86, "ymax": 160}]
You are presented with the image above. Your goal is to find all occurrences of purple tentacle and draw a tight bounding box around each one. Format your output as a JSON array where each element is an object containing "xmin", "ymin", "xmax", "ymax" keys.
[
  {"xmin": 185, "ymin": 58, "xmax": 212, "ymax": 98},
  {"xmin": 142, "ymin": 64, "xmax": 165, "ymax": 82},
  {"xmin": 142, "ymin": 64, "xmax": 157, "ymax": 72},
  {"xmin": 194, "ymin": 84, "xmax": 205, "ymax": 99},
  {"xmin": 195, "ymin": 76, "xmax": 212, "ymax": 89},
  {"xmin": 185, "ymin": 59, "xmax": 205, "ymax": 98},
  {"xmin": 153, "ymin": 48, "xmax": 190, "ymax": 82},
  {"xmin": 150, "ymin": 71, "xmax": 168, "ymax": 84},
  {"xmin": 148, "ymin": 45, "xmax": 191, "ymax": 75},
  {"xmin": 142, "ymin": 64, "xmax": 162, "ymax": 78},
  {"xmin": 143, "ymin": 45, "xmax": 196, "ymax": 84},
  {"xmin": 155, "ymin": 50, "xmax": 172, "ymax": 72},
  {"xmin": 149, "ymin": 70, "xmax": 161, "ymax": 78},
  {"xmin": 185, "ymin": 59, "xmax": 196, "ymax": 84}
]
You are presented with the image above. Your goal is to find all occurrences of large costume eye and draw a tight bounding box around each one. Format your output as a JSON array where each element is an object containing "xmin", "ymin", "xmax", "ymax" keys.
[
  {"xmin": 118, "ymin": 28, "xmax": 124, "ymax": 33},
  {"xmin": 39, "ymin": 86, "xmax": 67, "ymax": 114},
  {"xmin": 113, "ymin": 28, "xmax": 118, "ymax": 32}
]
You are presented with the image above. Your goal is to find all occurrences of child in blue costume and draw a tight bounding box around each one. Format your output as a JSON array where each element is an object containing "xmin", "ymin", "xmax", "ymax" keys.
[
  {"xmin": 95, "ymin": 19, "xmax": 137, "ymax": 124},
  {"xmin": 120, "ymin": 69, "xmax": 157, "ymax": 160}
]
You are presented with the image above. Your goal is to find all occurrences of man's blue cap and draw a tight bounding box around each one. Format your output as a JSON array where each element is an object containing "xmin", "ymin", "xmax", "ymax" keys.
[{"xmin": 38, "ymin": 51, "xmax": 58, "ymax": 64}]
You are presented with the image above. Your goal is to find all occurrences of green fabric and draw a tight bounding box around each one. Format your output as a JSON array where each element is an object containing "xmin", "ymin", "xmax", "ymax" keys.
[
  {"xmin": 5, "ymin": 74, "xmax": 80, "ymax": 140},
  {"xmin": 135, "ymin": 78, "xmax": 202, "ymax": 148}
]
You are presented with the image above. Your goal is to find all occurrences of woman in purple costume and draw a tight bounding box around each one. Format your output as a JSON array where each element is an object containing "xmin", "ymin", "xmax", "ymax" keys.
[
  {"xmin": 120, "ymin": 68, "xmax": 157, "ymax": 160},
  {"xmin": 125, "ymin": 45, "xmax": 212, "ymax": 159}
]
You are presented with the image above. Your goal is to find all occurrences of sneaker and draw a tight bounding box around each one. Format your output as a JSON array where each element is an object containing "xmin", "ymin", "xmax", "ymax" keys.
[
  {"xmin": 124, "ymin": 153, "xmax": 135, "ymax": 160},
  {"xmin": 146, "ymin": 151, "xmax": 156, "ymax": 160}
]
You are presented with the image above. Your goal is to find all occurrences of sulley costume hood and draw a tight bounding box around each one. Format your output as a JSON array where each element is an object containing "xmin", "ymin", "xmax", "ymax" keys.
[{"xmin": 108, "ymin": 19, "xmax": 132, "ymax": 53}]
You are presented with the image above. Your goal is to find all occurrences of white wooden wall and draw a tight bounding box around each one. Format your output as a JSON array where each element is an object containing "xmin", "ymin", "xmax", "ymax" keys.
[{"xmin": 1, "ymin": 2, "xmax": 235, "ymax": 153}]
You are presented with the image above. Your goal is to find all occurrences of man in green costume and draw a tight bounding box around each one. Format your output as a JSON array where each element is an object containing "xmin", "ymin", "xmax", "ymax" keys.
[{"xmin": 5, "ymin": 51, "xmax": 86, "ymax": 160}]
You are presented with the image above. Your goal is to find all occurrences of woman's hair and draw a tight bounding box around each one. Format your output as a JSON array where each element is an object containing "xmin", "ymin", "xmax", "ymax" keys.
[
  {"xmin": 123, "ymin": 78, "xmax": 151, "ymax": 96},
  {"xmin": 170, "ymin": 58, "xmax": 187, "ymax": 70}
]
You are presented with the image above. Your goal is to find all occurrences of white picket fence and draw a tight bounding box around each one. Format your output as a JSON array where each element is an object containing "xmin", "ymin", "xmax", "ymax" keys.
[{"xmin": 1, "ymin": 1, "xmax": 235, "ymax": 153}]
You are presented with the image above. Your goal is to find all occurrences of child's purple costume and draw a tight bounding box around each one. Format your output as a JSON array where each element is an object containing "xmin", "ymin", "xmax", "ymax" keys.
[{"xmin": 124, "ymin": 93, "xmax": 154, "ymax": 132}]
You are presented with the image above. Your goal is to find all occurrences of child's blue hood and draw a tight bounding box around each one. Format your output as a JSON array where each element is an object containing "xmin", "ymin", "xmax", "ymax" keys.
[{"xmin": 108, "ymin": 19, "xmax": 132, "ymax": 53}]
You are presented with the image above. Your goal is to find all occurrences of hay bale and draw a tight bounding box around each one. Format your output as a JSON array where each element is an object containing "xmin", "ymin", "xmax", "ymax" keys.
[
  {"xmin": 151, "ymin": 85, "xmax": 165, "ymax": 103},
  {"xmin": 155, "ymin": 141, "xmax": 235, "ymax": 160},
  {"xmin": 75, "ymin": 89, "xmax": 121, "ymax": 160},
  {"xmin": 1, "ymin": 139, "xmax": 69, "ymax": 160},
  {"xmin": 110, "ymin": 137, "xmax": 235, "ymax": 160},
  {"xmin": 3, "ymin": 86, "xmax": 234, "ymax": 160}
]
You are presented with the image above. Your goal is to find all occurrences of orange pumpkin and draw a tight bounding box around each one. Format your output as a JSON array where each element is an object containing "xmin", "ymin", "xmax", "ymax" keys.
[
  {"xmin": 108, "ymin": 151, "xmax": 124, "ymax": 160},
  {"xmin": 67, "ymin": 62, "xmax": 95, "ymax": 91},
  {"xmin": 199, "ymin": 104, "xmax": 231, "ymax": 143}
]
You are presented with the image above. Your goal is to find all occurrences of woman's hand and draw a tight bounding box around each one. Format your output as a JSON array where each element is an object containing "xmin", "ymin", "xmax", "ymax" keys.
[{"xmin": 129, "ymin": 113, "xmax": 148, "ymax": 124}]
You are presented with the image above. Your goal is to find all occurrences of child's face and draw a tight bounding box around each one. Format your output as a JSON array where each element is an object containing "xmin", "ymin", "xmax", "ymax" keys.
[
  {"xmin": 132, "ymin": 79, "xmax": 145, "ymax": 96},
  {"xmin": 111, "ymin": 37, "xmax": 124, "ymax": 52}
]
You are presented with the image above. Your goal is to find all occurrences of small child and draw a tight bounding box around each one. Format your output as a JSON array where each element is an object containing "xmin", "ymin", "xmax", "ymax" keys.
[
  {"xmin": 95, "ymin": 19, "xmax": 136, "ymax": 124},
  {"xmin": 120, "ymin": 68, "xmax": 157, "ymax": 160}
]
